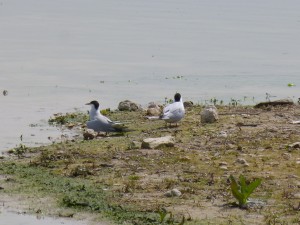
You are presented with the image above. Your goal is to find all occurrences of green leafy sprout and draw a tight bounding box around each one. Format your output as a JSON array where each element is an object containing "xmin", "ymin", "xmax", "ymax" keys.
[
  {"xmin": 157, "ymin": 208, "xmax": 186, "ymax": 225},
  {"xmin": 229, "ymin": 175, "xmax": 262, "ymax": 209}
]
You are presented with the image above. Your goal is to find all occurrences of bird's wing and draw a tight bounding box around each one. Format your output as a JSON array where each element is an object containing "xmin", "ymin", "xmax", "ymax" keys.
[
  {"xmin": 101, "ymin": 115, "xmax": 113, "ymax": 123},
  {"xmin": 86, "ymin": 114, "xmax": 116, "ymax": 132},
  {"xmin": 86, "ymin": 119, "xmax": 107, "ymax": 132},
  {"xmin": 162, "ymin": 103, "xmax": 178, "ymax": 117},
  {"xmin": 163, "ymin": 103, "xmax": 172, "ymax": 114}
]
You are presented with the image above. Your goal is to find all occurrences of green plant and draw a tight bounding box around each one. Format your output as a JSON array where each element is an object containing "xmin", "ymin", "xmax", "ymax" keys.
[
  {"xmin": 157, "ymin": 208, "xmax": 186, "ymax": 225},
  {"xmin": 48, "ymin": 112, "xmax": 88, "ymax": 125},
  {"xmin": 8, "ymin": 144, "xmax": 28, "ymax": 158},
  {"xmin": 229, "ymin": 175, "xmax": 261, "ymax": 209},
  {"xmin": 158, "ymin": 208, "xmax": 168, "ymax": 223}
]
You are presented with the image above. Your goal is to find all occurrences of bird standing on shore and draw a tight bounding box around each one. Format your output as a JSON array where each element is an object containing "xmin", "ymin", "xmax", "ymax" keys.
[
  {"xmin": 86, "ymin": 100, "xmax": 128, "ymax": 133},
  {"xmin": 160, "ymin": 93, "xmax": 185, "ymax": 125}
]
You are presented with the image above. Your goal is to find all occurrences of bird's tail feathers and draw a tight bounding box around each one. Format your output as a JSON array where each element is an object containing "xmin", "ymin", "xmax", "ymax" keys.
[{"xmin": 111, "ymin": 123, "xmax": 136, "ymax": 132}]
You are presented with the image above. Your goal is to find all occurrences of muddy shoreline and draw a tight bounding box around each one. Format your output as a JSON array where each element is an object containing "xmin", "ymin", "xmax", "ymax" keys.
[{"xmin": 1, "ymin": 103, "xmax": 300, "ymax": 224}]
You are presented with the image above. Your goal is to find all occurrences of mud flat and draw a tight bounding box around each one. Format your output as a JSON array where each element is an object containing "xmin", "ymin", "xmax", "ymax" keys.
[{"xmin": 0, "ymin": 103, "xmax": 300, "ymax": 224}]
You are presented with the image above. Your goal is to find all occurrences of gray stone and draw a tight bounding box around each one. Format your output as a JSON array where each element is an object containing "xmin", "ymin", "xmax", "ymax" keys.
[
  {"xmin": 288, "ymin": 142, "xmax": 300, "ymax": 149},
  {"xmin": 142, "ymin": 136, "xmax": 175, "ymax": 149},
  {"xmin": 219, "ymin": 165, "xmax": 228, "ymax": 170},
  {"xmin": 83, "ymin": 129, "xmax": 97, "ymax": 140},
  {"xmin": 118, "ymin": 100, "xmax": 142, "ymax": 111},
  {"xmin": 218, "ymin": 131, "xmax": 228, "ymax": 138},
  {"xmin": 294, "ymin": 193, "xmax": 300, "ymax": 199},
  {"xmin": 164, "ymin": 188, "xmax": 182, "ymax": 197},
  {"xmin": 219, "ymin": 162, "xmax": 228, "ymax": 166},
  {"xmin": 146, "ymin": 102, "xmax": 162, "ymax": 116},
  {"xmin": 201, "ymin": 105, "xmax": 219, "ymax": 123},
  {"xmin": 236, "ymin": 158, "xmax": 248, "ymax": 165},
  {"xmin": 171, "ymin": 188, "xmax": 182, "ymax": 197},
  {"xmin": 164, "ymin": 190, "xmax": 173, "ymax": 197},
  {"xmin": 183, "ymin": 101, "xmax": 193, "ymax": 108}
]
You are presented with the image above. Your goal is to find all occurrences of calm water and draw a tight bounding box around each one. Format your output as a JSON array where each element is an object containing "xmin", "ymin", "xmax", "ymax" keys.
[
  {"xmin": 0, "ymin": 0, "xmax": 300, "ymax": 223},
  {"xmin": 1, "ymin": 0, "xmax": 300, "ymax": 151}
]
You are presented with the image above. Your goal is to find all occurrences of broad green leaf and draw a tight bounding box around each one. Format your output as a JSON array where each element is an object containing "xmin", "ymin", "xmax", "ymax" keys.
[
  {"xmin": 239, "ymin": 175, "xmax": 247, "ymax": 195},
  {"xmin": 230, "ymin": 175, "xmax": 262, "ymax": 207},
  {"xmin": 230, "ymin": 175, "xmax": 244, "ymax": 204},
  {"xmin": 244, "ymin": 178, "xmax": 262, "ymax": 200}
]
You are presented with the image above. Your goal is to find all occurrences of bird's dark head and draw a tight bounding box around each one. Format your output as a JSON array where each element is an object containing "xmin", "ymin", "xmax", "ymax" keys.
[
  {"xmin": 174, "ymin": 93, "xmax": 181, "ymax": 102},
  {"xmin": 86, "ymin": 100, "xmax": 100, "ymax": 110}
]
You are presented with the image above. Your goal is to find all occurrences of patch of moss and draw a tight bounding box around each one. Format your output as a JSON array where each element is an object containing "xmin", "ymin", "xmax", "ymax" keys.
[{"xmin": 48, "ymin": 112, "xmax": 88, "ymax": 125}]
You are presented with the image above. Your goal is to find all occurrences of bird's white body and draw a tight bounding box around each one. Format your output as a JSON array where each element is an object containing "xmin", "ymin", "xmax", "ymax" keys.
[
  {"xmin": 160, "ymin": 94, "xmax": 185, "ymax": 123},
  {"xmin": 86, "ymin": 101, "xmax": 127, "ymax": 132}
]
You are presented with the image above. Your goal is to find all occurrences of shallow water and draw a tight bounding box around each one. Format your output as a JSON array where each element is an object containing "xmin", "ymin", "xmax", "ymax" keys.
[{"xmin": 1, "ymin": 0, "xmax": 300, "ymax": 152}]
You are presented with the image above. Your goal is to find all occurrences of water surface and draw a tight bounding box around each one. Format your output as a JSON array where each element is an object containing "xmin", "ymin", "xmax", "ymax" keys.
[
  {"xmin": 1, "ymin": 0, "xmax": 300, "ymax": 152},
  {"xmin": 1, "ymin": 1, "xmax": 300, "ymax": 223}
]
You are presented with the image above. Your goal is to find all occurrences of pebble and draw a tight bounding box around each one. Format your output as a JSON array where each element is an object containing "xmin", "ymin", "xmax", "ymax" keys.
[
  {"xmin": 118, "ymin": 100, "xmax": 142, "ymax": 111},
  {"xmin": 3, "ymin": 90, "xmax": 8, "ymax": 96},
  {"xmin": 219, "ymin": 165, "xmax": 228, "ymax": 170},
  {"xmin": 219, "ymin": 162, "xmax": 228, "ymax": 166},
  {"xmin": 83, "ymin": 129, "xmax": 97, "ymax": 140},
  {"xmin": 218, "ymin": 131, "xmax": 228, "ymax": 138},
  {"xmin": 164, "ymin": 188, "xmax": 182, "ymax": 197},
  {"xmin": 294, "ymin": 193, "xmax": 300, "ymax": 199},
  {"xmin": 282, "ymin": 153, "xmax": 291, "ymax": 160},
  {"xmin": 183, "ymin": 101, "xmax": 193, "ymax": 108},
  {"xmin": 227, "ymin": 144, "xmax": 236, "ymax": 149},
  {"xmin": 236, "ymin": 158, "xmax": 248, "ymax": 165},
  {"xmin": 288, "ymin": 142, "xmax": 300, "ymax": 150},
  {"xmin": 146, "ymin": 103, "xmax": 162, "ymax": 116},
  {"xmin": 142, "ymin": 136, "xmax": 175, "ymax": 149},
  {"xmin": 201, "ymin": 105, "xmax": 219, "ymax": 123}
]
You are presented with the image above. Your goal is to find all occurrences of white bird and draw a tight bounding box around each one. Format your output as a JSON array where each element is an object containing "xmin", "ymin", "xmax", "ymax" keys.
[
  {"xmin": 160, "ymin": 93, "xmax": 185, "ymax": 125},
  {"xmin": 86, "ymin": 100, "xmax": 129, "ymax": 133}
]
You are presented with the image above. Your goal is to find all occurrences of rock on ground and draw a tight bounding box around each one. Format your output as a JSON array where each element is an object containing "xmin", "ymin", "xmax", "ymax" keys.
[
  {"xmin": 288, "ymin": 142, "xmax": 300, "ymax": 149},
  {"xmin": 146, "ymin": 102, "xmax": 162, "ymax": 116},
  {"xmin": 142, "ymin": 136, "xmax": 175, "ymax": 149},
  {"xmin": 254, "ymin": 99, "xmax": 294, "ymax": 108},
  {"xmin": 164, "ymin": 188, "xmax": 182, "ymax": 197},
  {"xmin": 183, "ymin": 101, "xmax": 194, "ymax": 108},
  {"xmin": 201, "ymin": 105, "xmax": 219, "ymax": 123},
  {"xmin": 83, "ymin": 129, "xmax": 97, "ymax": 140},
  {"xmin": 118, "ymin": 100, "xmax": 142, "ymax": 111}
]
